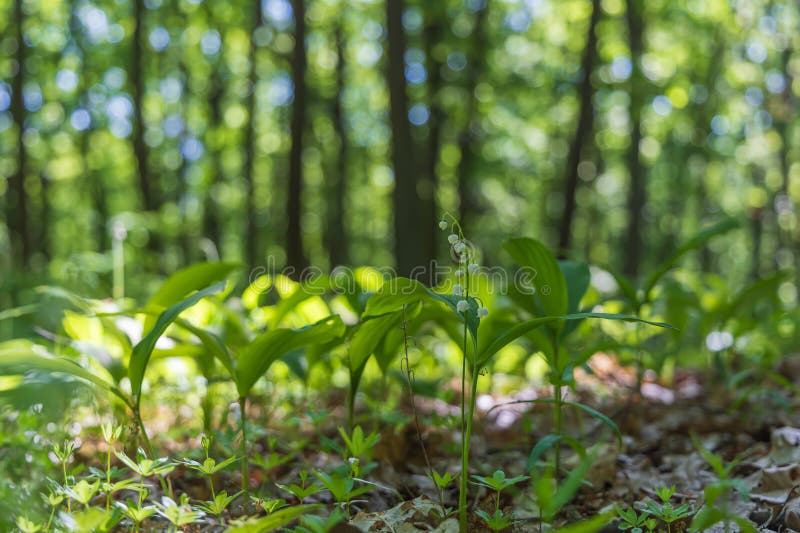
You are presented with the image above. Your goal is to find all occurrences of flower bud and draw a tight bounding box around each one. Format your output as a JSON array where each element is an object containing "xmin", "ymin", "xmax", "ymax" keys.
[
  {"xmin": 477, "ymin": 307, "xmax": 489, "ymax": 318},
  {"xmin": 448, "ymin": 234, "xmax": 459, "ymax": 244},
  {"xmin": 439, "ymin": 220, "xmax": 448, "ymax": 230}
]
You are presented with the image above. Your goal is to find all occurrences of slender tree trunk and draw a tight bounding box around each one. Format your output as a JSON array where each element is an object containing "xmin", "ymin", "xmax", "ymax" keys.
[
  {"xmin": 201, "ymin": 1, "xmax": 223, "ymax": 254},
  {"xmin": 422, "ymin": 6, "xmax": 443, "ymax": 268},
  {"xmin": 326, "ymin": 20, "xmax": 348, "ymax": 268},
  {"xmin": 243, "ymin": 0, "xmax": 263, "ymax": 268},
  {"xmin": 456, "ymin": 1, "xmax": 488, "ymax": 232},
  {"xmin": 132, "ymin": 0, "xmax": 154, "ymax": 213},
  {"xmin": 8, "ymin": 0, "xmax": 29, "ymax": 269},
  {"xmin": 623, "ymin": 0, "xmax": 645, "ymax": 278},
  {"xmin": 693, "ymin": 33, "xmax": 725, "ymax": 271},
  {"xmin": 203, "ymin": 78, "xmax": 223, "ymax": 255},
  {"xmin": 557, "ymin": 0, "xmax": 600, "ymax": 256},
  {"xmin": 774, "ymin": 46, "xmax": 795, "ymax": 273},
  {"xmin": 286, "ymin": 0, "xmax": 309, "ymax": 277},
  {"xmin": 72, "ymin": 4, "xmax": 109, "ymax": 251},
  {"xmin": 387, "ymin": 0, "xmax": 433, "ymax": 279}
]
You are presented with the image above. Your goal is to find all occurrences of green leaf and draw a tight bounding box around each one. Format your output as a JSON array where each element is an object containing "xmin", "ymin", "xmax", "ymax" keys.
[
  {"xmin": 0, "ymin": 304, "xmax": 37, "ymax": 322},
  {"xmin": 478, "ymin": 316, "xmax": 562, "ymax": 366},
  {"xmin": 172, "ymin": 318, "xmax": 235, "ymax": 377},
  {"xmin": 130, "ymin": 282, "xmax": 226, "ymax": 406},
  {"xmin": 349, "ymin": 312, "xmax": 402, "ymax": 374},
  {"xmin": 143, "ymin": 262, "xmax": 238, "ymax": 332},
  {"xmin": 235, "ymin": 315, "xmax": 345, "ymax": 398},
  {"xmin": 560, "ymin": 261, "xmax": 591, "ymax": 315},
  {"xmin": 549, "ymin": 452, "xmax": 596, "ymax": 518},
  {"xmin": 0, "ymin": 345, "xmax": 129, "ymax": 407},
  {"xmin": 503, "ymin": 237, "xmax": 568, "ymax": 318},
  {"xmin": 642, "ymin": 218, "xmax": 739, "ymax": 302},
  {"xmin": 527, "ymin": 434, "xmax": 562, "ymax": 470},
  {"xmin": 563, "ymin": 401, "xmax": 622, "ymax": 444},
  {"xmin": 363, "ymin": 277, "xmax": 429, "ymax": 317},
  {"xmin": 552, "ymin": 512, "xmax": 611, "ymax": 533},
  {"xmin": 364, "ymin": 278, "xmax": 481, "ymax": 352}
]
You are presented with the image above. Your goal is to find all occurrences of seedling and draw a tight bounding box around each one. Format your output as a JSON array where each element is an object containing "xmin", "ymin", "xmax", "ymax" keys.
[
  {"xmin": 115, "ymin": 499, "xmax": 157, "ymax": 530},
  {"xmin": 291, "ymin": 509, "xmax": 347, "ymax": 532},
  {"xmin": 616, "ymin": 506, "xmax": 657, "ymax": 533},
  {"xmin": 429, "ymin": 470, "xmax": 457, "ymax": 517},
  {"xmin": 689, "ymin": 437, "xmax": 755, "ymax": 533},
  {"xmin": 63, "ymin": 479, "xmax": 101, "ymax": 508},
  {"xmin": 314, "ymin": 469, "xmax": 373, "ymax": 516},
  {"xmin": 100, "ymin": 423, "xmax": 123, "ymax": 510},
  {"xmin": 253, "ymin": 497, "xmax": 287, "ymax": 514},
  {"xmin": 154, "ymin": 494, "xmax": 203, "ymax": 532},
  {"xmin": 277, "ymin": 470, "xmax": 325, "ymax": 504},
  {"xmin": 16, "ymin": 516, "xmax": 42, "ymax": 533},
  {"xmin": 471, "ymin": 470, "xmax": 528, "ymax": 531},
  {"xmin": 53, "ymin": 440, "xmax": 76, "ymax": 512}
]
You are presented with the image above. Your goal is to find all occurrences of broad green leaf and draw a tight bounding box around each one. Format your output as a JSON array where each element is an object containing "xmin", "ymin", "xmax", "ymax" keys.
[
  {"xmin": 349, "ymin": 312, "xmax": 401, "ymax": 374},
  {"xmin": 143, "ymin": 262, "xmax": 238, "ymax": 332},
  {"xmin": 642, "ymin": 218, "xmax": 739, "ymax": 302},
  {"xmin": 560, "ymin": 261, "xmax": 591, "ymax": 315},
  {"xmin": 719, "ymin": 270, "xmax": 787, "ymax": 325},
  {"xmin": 130, "ymin": 282, "xmax": 226, "ymax": 406},
  {"xmin": 503, "ymin": 237, "xmax": 568, "ymax": 318},
  {"xmin": 235, "ymin": 315, "xmax": 345, "ymax": 398},
  {"xmin": 478, "ymin": 312, "xmax": 675, "ymax": 366},
  {"xmin": 0, "ymin": 346, "xmax": 129, "ymax": 407},
  {"xmin": 364, "ymin": 277, "xmax": 480, "ymax": 351},
  {"xmin": 527, "ymin": 434, "xmax": 562, "ymax": 470},
  {"xmin": 363, "ymin": 277, "xmax": 428, "ymax": 317},
  {"xmin": 478, "ymin": 317, "xmax": 562, "ymax": 365},
  {"xmin": 223, "ymin": 503, "xmax": 324, "ymax": 533},
  {"xmin": 172, "ymin": 318, "xmax": 235, "ymax": 377}
]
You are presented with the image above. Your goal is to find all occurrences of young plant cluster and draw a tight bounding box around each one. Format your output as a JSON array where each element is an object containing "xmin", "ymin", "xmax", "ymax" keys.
[{"xmin": 3, "ymin": 216, "xmax": 766, "ymax": 532}]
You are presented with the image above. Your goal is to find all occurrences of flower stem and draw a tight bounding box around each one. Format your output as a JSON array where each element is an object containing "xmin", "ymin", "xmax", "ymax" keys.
[{"xmin": 238, "ymin": 396, "xmax": 250, "ymax": 508}]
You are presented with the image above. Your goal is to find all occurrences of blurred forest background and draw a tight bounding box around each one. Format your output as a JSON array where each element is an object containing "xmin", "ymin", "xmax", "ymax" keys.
[{"xmin": 0, "ymin": 0, "xmax": 798, "ymax": 301}]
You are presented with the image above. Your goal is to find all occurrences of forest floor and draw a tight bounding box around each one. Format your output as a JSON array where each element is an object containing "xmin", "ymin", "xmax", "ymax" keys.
[
  {"xmin": 72, "ymin": 354, "xmax": 800, "ymax": 532},
  {"xmin": 339, "ymin": 354, "xmax": 800, "ymax": 532}
]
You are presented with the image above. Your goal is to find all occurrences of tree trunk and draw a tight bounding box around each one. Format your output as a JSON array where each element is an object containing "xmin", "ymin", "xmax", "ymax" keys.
[
  {"xmin": 557, "ymin": 0, "xmax": 600, "ymax": 256},
  {"xmin": 286, "ymin": 0, "xmax": 309, "ymax": 277},
  {"xmin": 8, "ymin": 0, "xmax": 29, "ymax": 269},
  {"xmin": 132, "ymin": 0, "xmax": 154, "ymax": 213},
  {"xmin": 203, "ymin": 76, "xmax": 224, "ymax": 255},
  {"xmin": 326, "ymin": 20, "xmax": 348, "ymax": 268},
  {"xmin": 623, "ymin": 0, "xmax": 645, "ymax": 278},
  {"xmin": 456, "ymin": 1, "xmax": 488, "ymax": 233},
  {"xmin": 422, "ymin": 5, "xmax": 444, "ymax": 267},
  {"xmin": 387, "ymin": 0, "xmax": 433, "ymax": 279},
  {"xmin": 242, "ymin": 0, "xmax": 263, "ymax": 268}
]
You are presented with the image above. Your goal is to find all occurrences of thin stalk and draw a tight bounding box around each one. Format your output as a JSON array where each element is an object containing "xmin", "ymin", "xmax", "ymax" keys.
[
  {"xmin": 238, "ymin": 396, "xmax": 250, "ymax": 506},
  {"xmin": 553, "ymin": 337, "xmax": 562, "ymax": 476},
  {"xmin": 347, "ymin": 376, "xmax": 357, "ymax": 432},
  {"xmin": 458, "ymin": 320, "xmax": 468, "ymax": 529},
  {"xmin": 45, "ymin": 505, "xmax": 56, "ymax": 532},
  {"xmin": 112, "ymin": 226, "xmax": 125, "ymax": 300},
  {"xmin": 62, "ymin": 460, "xmax": 71, "ymax": 513},
  {"xmin": 400, "ymin": 305, "xmax": 441, "ymax": 512},
  {"xmin": 105, "ymin": 444, "xmax": 112, "ymax": 510},
  {"xmin": 458, "ymin": 270, "xmax": 471, "ymax": 533}
]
